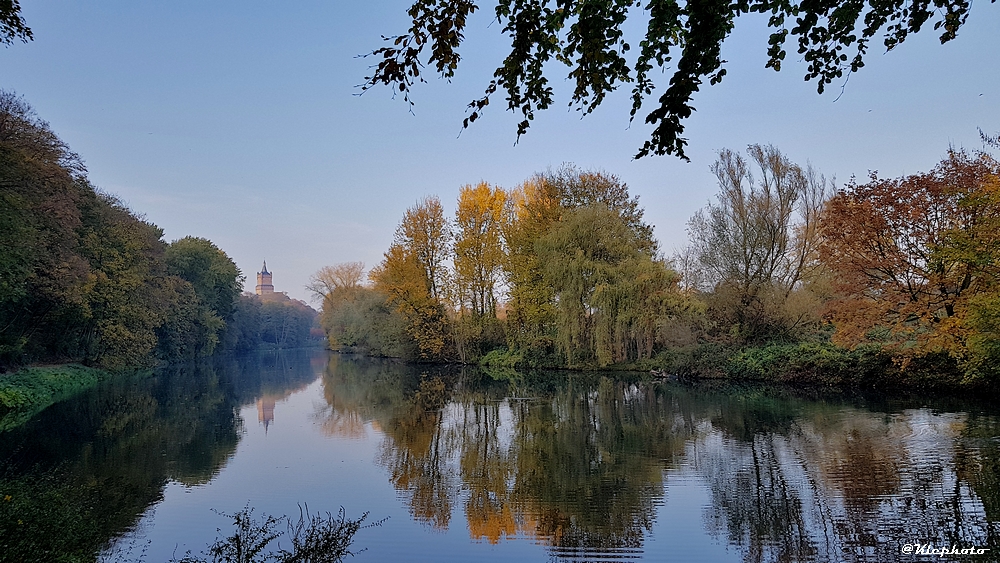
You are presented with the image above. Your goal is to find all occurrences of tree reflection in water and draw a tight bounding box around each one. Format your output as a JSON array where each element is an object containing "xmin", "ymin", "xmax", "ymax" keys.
[
  {"xmin": 320, "ymin": 357, "xmax": 1000, "ymax": 563},
  {"xmin": 0, "ymin": 350, "xmax": 321, "ymax": 562}
]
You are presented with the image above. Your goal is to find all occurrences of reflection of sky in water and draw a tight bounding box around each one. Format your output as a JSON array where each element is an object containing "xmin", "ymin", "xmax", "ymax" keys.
[
  {"xmin": 90, "ymin": 354, "xmax": 1000, "ymax": 562},
  {"xmin": 109, "ymin": 385, "xmax": 736, "ymax": 560}
]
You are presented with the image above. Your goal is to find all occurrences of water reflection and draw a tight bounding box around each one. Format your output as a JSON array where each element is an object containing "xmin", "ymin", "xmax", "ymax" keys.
[
  {"xmin": 320, "ymin": 357, "xmax": 1000, "ymax": 562},
  {"xmin": 3, "ymin": 352, "xmax": 1000, "ymax": 562},
  {"xmin": 0, "ymin": 350, "xmax": 321, "ymax": 562}
]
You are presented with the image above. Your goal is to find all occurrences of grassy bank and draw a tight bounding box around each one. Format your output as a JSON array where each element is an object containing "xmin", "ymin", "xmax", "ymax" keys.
[
  {"xmin": 658, "ymin": 341, "xmax": 970, "ymax": 389},
  {"xmin": 0, "ymin": 365, "xmax": 112, "ymax": 431},
  {"xmin": 480, "ymin": 340, "xmax": 974, "ymax": 390}
]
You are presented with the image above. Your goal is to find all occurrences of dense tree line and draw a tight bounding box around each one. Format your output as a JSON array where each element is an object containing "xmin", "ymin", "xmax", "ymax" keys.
[
  {"xmin": 317, "ymin": 167, "xmax": 685, "ymax": 368},
  {"xmin": 819, "ymin": 150, "xmax": 1000, "ymax": 381},
  {"xmin": 225, "ymin": 293, "xmax": 322, "ymax": 352},
  {"xmin": 0, "ymin": 91, "xmax": 316, "ymax": 371},
  {"xmin": 317, "ymin": 146, "xmax": 1000, "ymax": 385}
]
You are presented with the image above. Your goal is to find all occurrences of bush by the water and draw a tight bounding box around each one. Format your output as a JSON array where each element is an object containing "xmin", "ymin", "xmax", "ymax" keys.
[
  {"xmin": 0, "ymin": 365, "xmax": 111, "ymax": 430},
  {"xmin": 171, "ymin": 504, "xmax": 380, "ymax": 563}
]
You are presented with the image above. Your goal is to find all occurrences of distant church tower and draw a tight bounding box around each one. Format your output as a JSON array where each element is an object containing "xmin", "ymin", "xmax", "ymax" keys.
[{"xmin": 255, "ymin": 261, "xmax": 274, "ymax": 295}]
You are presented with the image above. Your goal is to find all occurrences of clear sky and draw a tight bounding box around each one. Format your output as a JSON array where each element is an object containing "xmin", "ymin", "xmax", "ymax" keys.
[{"xmin": 4, "ymin": 1, "xmax": 998, "ymax": 303}]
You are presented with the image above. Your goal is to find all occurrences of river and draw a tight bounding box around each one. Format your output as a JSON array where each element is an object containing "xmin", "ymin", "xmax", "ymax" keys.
[{"xmin": 1, "ymin": 349, "xmax": 998, "ymax": 562}]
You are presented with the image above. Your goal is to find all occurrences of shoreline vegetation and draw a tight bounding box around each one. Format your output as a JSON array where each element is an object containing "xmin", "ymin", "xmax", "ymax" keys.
[
  {"xmin": 0, "ymin": 365, "xmax": 114, "ymax": 431},
  {"xmin": 0, "ymin": 90, "xmax": 321, "ymax": 375},
  {"xmin": 0, "ymin": 89, "xmax": 324, "ymax": 430},
  {"xmin": 315, "ymin": 145, "xmax": 1000, "ymax": 393},
  {"xmin": 4, "ymin": 85, "xmax": 1000, "ymax": 432}
]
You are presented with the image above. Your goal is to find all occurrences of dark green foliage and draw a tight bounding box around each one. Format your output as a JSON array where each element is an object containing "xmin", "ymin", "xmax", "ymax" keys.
[
  {"xmin": 0, "ymin": 358, "xmax": 248, "ymax": 562},
  {"xmin": 479, "ymin": 339, "xmax": 563, "ymax": 372},
  {"xmin": 222, "ymin": 294, "xmax": 264, "ymax": 352},
  {"xmin": 0, "ymin": 468, "xmax": 111, "ymax": 563},
  {"xmin": 656, "ymin": 342, "xmax": 898, "ymax": 386},
  {"xmin": 166, "ymin": 237, "xmax": 243, "ymax": 320},
  {"xmin": 260, "ymin": 298, "xmax": 320, "ymax": 350},
  {"xmin": 723, "ymin": 342, "xmax": 893, "ymax": 385},
  {"xmin": 0, "ymin": 1, "xmax": 30, "ymax": 45},
  {"xmin": 76, "ymin": 190, "xmax": 168, "ymax": 369},
  {"xmin": 0, "ymin": 90, "xmax": 245, "ymax": 369},
  {"xmin": 0, "ymin": 365, "xmax": 110, "ymax": 430},
  {"xmin": 224, "ymin": 294, "xmax": 322, "ymax": 352},
  {"xmin": 365, "ymin": 0, "xmax": 982, "ymax": 159}
]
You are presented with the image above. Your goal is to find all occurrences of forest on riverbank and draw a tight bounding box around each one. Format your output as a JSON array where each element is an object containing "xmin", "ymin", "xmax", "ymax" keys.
[
  {"xmin": 0, "ymin": 91, "xmax": 319, "ymax": 374},
  {"xmin": 5, "ymin": 84, "xmax": 1000, "ymax": 390},
  {"xmin": 315, "ymin": 144, "xmax": 1000, "ymax": 388}
]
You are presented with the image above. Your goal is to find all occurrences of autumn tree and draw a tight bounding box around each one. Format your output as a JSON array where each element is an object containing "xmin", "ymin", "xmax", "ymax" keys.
[
  {"xmin": 0, "ymin": 91, "xmax": 91, "ymax": 366},
  {"xmin": 371, "ymin": 199, "xmax": 454, "ymax": 360},
  {"xmin": 312, "ymin": 261, "xmax": 417, "ymax": 357},
  {"xmin": 503, "ymin": 166, "xmax": 657, "ymax": 353},
  {"xmin": 686, "ymin": 144, "xmax": 829, "ymax": 341},
  {"xmin": 364, "ymin": 0, "xmax": 985, "ymax": 160},
  {"xmin": 502, "ymin": 177, "xmax": 561, "ymax": 349},
  {"xmin": 820, "ymin": 150, "xmax": 1000, "ymax": 365},
  {"xmin": 0, "ymin": 90, "xmax": 253, "ymax": 368},
  {"xmin": 75, "ymin": 192, "xmax": 168, "ymax": 369},
  {"xmin": 454, "ymin": 183, "xmax": 508, "ymax": 317},
  {"xmin": 545, "ymin": 166, "xmax": 658, "ymax": 254},
  {"xmin": 395, "ymin": 196, "xmax": 451, "ymax": 301}
]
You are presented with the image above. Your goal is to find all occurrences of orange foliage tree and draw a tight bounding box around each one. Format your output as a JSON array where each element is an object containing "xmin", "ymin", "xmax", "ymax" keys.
[{"xmin": 819, "ymin": 151, "xmax": 1000, "ymax": 364}]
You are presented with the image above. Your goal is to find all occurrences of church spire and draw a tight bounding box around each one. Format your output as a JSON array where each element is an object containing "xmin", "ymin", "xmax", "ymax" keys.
[{"xmin": 261, "ymin": 260, "xmax": 269, "ymax": 274}]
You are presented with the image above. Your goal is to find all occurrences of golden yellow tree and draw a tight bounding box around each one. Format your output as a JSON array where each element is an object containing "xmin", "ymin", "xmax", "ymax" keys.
[
  {"xmin": 453, "ymin": 182, "xmax": 508, "ymax": 318},
  {"xmin": 394, "ymin": 196, "xmax": 451, "ymax": 301},
  {"xmin": 371, "ymin": 198, "xmax": 453, "ymax": 360}
]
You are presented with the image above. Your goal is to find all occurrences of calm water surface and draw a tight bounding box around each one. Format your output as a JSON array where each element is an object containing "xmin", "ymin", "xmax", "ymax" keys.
[{"xmin": 2, "ymin": 350, "xmax": 1000, "ymax": 562}]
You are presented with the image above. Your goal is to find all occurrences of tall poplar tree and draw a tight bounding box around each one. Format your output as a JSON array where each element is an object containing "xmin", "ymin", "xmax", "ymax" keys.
[{"xmin": 454, "ymin": 183, "xmax": 508, "ymax": 318}]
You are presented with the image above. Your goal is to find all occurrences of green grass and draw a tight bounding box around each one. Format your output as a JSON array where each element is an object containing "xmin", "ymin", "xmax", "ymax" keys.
[{"xmin": 0, "ymin": 365, "xmax": 111, "ymax": 431}]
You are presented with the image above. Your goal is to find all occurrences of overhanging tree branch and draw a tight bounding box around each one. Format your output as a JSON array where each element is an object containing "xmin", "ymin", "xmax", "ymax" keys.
[{"xmin": 362, "ymin": 0, "xmax": 990, "ymax": 160}]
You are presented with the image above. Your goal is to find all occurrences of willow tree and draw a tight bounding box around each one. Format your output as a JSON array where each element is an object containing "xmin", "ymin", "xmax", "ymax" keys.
[
  {"xmin": 503, "ymin": 166, "xmax": 656, "ymax": 352},
  {"xmin": 538, "ymin": 205, "xmax": 681, "ymax": 366}
]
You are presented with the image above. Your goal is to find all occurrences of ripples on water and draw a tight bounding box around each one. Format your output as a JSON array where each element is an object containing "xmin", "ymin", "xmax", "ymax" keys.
[{"xmin": 1, "ymin": 350, "xmax": 999, "ymax": 563}]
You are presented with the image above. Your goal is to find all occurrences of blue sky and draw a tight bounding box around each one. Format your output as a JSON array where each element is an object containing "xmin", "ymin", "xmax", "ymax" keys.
[{"xmin": 4, "ymin": 1, "xmax": 998, "ymax": 302}]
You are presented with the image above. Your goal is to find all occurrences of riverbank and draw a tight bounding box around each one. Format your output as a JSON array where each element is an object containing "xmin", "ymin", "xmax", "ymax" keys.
[
  {"xmin": 0, "ymin": 365, "xmax": 113, "ymax": 431},
  {"xmin": 478, "ymin": 341, "xmax": 976, "ymax": 390}
]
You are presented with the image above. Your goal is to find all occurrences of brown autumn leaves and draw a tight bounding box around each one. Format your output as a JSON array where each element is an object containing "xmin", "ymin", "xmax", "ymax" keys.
[{"xmin": 313, "ymin": 147, "xmax": 1000, "ymax": 382}]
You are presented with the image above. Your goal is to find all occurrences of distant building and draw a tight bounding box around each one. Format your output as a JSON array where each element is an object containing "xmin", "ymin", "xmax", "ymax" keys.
[{"xmin": 255, "ymin": 261, "xmax": 274, "ymax": 295}]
